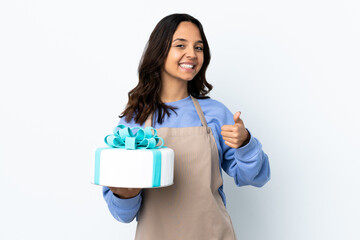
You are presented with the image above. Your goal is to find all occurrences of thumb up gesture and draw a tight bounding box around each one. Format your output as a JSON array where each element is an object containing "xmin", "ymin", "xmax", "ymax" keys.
[{"xmin": 221, "ymin": 111, "xmax": 250, "ymax": 148}]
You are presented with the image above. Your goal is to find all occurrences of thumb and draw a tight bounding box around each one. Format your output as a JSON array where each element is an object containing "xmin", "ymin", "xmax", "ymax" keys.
[{"xmin": 233, "ymin": 111, "xmax": 242, "ymax": 124}]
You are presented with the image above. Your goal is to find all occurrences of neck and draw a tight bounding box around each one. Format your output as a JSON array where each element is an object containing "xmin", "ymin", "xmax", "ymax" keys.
[{"xmin": 160, "ymin": 78, "xmax": 189, "ymax": 103}]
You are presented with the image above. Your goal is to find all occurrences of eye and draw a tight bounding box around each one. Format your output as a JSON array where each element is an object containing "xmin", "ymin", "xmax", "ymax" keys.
[
  {"xmin": 195, "ymin": 46, "xmax": 203, "ymax": 51},
  {"xmin": 176, "ymin": 44, "xmax": 185, "ymax": 48}
]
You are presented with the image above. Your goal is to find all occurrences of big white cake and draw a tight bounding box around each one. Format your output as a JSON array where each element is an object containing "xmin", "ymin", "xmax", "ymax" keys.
[
  {"xmin": 91, "ymin": 124, "xmax": 174, "ymax": 188},
  {"xmin": 91, "ymin": 147, "xmax": 174, "ymax": 188}
]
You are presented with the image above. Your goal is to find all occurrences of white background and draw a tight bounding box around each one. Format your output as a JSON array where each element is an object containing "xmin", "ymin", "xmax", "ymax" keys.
[{"xmin": 1, "ymin": 0, "xmax": 359, "ymax": 239}]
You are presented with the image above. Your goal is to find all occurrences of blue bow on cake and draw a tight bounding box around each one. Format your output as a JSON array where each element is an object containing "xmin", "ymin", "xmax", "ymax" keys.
[{"xmin": 104, "ymin": 124, "xmax": 164, "ymax": 150}]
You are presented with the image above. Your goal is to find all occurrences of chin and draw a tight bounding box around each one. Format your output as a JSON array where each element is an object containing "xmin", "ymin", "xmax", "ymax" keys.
[
  {"xmin": 181, "ymin": 77, "xmax": 195, "ymax": 82},
  {"xmin": 182, "ymin": 74, "xmax": 198, "ymax": 81}
]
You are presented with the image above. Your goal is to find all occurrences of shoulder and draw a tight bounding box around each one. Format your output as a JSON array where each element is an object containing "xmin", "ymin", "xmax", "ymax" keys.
[
  {"xmin": 118, "ymin": 113, "xmax": 143, "ymax": 128},
  {"xmin": 196, "ymin": 97, "xmax": 234, "ymax": 125},
  {"xmin": 197, "ymin": 97, "xmax": 232, "ymax": 115}
]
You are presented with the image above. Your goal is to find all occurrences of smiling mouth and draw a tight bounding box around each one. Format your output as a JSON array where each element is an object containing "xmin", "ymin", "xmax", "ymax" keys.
[{"xmin": 179, "ymin": 63, "xmax": 195, "ymax": 69}]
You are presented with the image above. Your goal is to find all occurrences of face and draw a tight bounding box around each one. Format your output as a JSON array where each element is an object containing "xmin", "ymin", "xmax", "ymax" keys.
[{"xmin": 161, "ymin": 21, "xmax": 204, "ymax": 83}]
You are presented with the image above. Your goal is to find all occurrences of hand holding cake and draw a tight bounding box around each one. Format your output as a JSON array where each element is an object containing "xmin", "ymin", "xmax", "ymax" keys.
[{"xmin": 108, "ymin": 187, "xmax": 142, "ymax": 199}]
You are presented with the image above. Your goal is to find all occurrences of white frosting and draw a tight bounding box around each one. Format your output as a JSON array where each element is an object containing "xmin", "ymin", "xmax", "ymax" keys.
[{"xmin": 92, "ymin": 148, "xmax": 174, "ymax": 188}]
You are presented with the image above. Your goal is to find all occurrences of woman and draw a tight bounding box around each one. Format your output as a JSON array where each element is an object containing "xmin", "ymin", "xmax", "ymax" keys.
[{"xmin": 103, "ymin": 13, "xmax": 270, "ymax": 239}]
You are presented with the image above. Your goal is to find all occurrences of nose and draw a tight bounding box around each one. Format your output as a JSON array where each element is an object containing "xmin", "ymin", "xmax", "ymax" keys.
[{"xmin": 186, "ymin": 47, "xmax": 197, "ymax": 59}]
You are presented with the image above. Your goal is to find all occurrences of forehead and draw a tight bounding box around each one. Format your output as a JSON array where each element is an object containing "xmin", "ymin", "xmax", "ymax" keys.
[{"xmin": 172, "ymin": 21, "xmax": 202, "ymax": 41}]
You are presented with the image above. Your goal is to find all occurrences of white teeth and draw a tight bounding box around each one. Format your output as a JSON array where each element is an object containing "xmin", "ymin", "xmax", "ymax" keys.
[{"xmin": 180, "ymin": 64, "xmax": 194, "ymax": 69}]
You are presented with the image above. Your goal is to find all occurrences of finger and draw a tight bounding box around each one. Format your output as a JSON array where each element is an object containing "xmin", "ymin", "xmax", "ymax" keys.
[
  {"xmin": 224, "ymin": 140, "xmax": 239, "ymax": 149},
  {"xmin": 233, "ymin": 111, "xmax": 240, "ymax": 121},
  {"xmin": 224, "ymin": 138, "xmax": 241, "ymax": 148},
  {"xmin": 222, "ymin": 136, "xmax": 239, "ymax": 144},
  {"xmin": 234, "ymin": 111, "xmax": 243, "ymax": 124},
  {"xmin": 221, "ymin": 125, "xmax": 236, "ymax": 131},
  {"xmin": 221, "ymin": 131, "xmax": 238, "ymax": 138},
  {"xmin": 223, "ymin": 135, "xmax": 242, "ymax": 144}
]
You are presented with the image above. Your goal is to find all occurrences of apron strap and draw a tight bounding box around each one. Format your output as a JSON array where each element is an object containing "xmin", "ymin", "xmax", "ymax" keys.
[
  {"xmin": 190, "ymin": 95, "xmax": 208, "ymax": 128},
  {"xmin": 144, "ymin": 95, "xmax": 208, "ymax": 129}
]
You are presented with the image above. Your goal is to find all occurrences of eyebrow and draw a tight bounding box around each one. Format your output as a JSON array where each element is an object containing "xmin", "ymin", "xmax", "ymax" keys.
[{"xmin": 173, "ymin": 38, "xmax": 203, "ymax": 44}]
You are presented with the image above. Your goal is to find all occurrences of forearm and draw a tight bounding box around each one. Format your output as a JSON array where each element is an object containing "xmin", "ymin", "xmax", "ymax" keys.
[
  {"xmin": 102, "ymin": 186, "xmax": 142, "ymax": 223},
  {"xmin": 233, "ymin": 136, "xmax": 271, "ymax": 187}
]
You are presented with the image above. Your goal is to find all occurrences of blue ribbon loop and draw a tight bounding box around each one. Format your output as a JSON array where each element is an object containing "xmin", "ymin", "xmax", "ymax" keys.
[{"xmin": 104, "ymin": 124, "xmax": 164, "ymax": 150}]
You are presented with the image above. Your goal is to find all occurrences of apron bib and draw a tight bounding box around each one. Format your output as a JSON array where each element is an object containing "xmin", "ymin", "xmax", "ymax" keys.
[{"xmin": 135, "ymin": 96, "xmax": 237, "ymax": 240}]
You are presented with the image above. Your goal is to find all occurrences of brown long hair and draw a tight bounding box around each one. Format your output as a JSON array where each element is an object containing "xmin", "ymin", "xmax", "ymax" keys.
[{"xmin": 120, "ymin": 13, "xmax": 213, "ymax": 125}]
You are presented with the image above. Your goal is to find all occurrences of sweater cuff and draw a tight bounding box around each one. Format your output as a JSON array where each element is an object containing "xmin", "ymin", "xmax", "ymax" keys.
[
  {"xmin": 111, "ymin": 190, "xmax": 142, "ymax": 209},
  {"xmin": 235, "ymin": 129, "xmax": 261, "ymax": 161}
]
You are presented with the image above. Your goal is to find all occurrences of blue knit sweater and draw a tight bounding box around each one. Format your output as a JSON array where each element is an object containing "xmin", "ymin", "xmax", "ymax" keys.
[{"xmin": 103, "ymin": 95, "xmax": 270, "ymax": 223}]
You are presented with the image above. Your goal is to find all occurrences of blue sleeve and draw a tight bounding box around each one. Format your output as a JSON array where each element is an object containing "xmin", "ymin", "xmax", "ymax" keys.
[
  {"xmin": 101, "ymin": 117, "xmax": 143, "ymax": 223},
  {"xmin": 103, "ymin": 187, "xmax": 142, "ymax": 223},
  {"xmin": 218, "ymin": 105, "xmax": 271, "ymax": 187}
]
